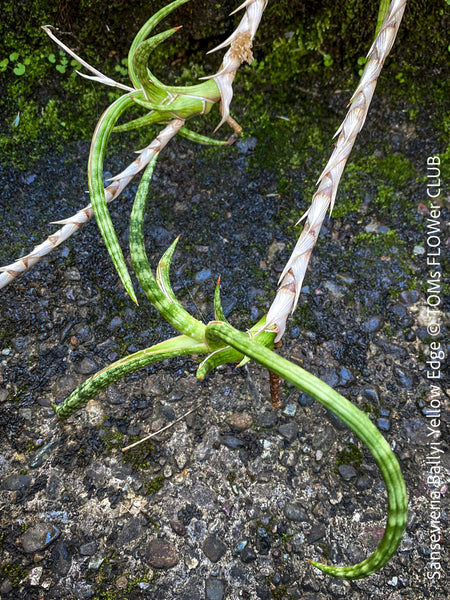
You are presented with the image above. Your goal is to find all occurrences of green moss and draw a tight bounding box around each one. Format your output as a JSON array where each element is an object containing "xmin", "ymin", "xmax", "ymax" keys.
[
  {"xmin": 335, "ymin": 442, "xmax": 363, "ymax": 469},
  {"xmin": 122, "ymin": 438, "xmax": 155, "ymax": 469},
  {"xmin": 100, "ymin": 427, "xmax": 125, "ymax": 456},
  {"xmin": 145, "ymin": 475, "xmax": 165, "ymax": 495},
  {"xmin": 270, "ymin": 584, "xmax": 293, "ymax": 600},
  {"xmin": 126, "ymin": 572, "xmax": 155, "ymax": 592},
  {"xmin": 353, "ymin": 230, "xmax": 405, "ymax": 254},
  {"xmin": 227, "ymin": 471, "xmax": 237, "ymax": 486},
  {"xmin": 374, "ymin": 154, "xmax": 416, "ymax": 188},
  {"xmin": 0, "ymin": 563, "xmax": 28, "ymax": 588},
  {"xmin": 290, "ymin": 302, "xmax": 318, "ymax": 332}
]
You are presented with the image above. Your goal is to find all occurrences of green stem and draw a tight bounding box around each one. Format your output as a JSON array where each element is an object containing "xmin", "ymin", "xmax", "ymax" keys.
[
  {"xmin": 88, "ymin": 92, "xmax": 138, "ymax": 303},
  {"xmin": 205, "ymin": 320, "xmax": 407, "ymax": 580},
  {"xmin": 129, "ymin": 157, "xmax": 206, "ymax": 343},
  {"xmin": 375, "ymin": 0, "xmax": 391, "ymax": 37},
  {"xmin": 53, "ymin": 335, "xmax": 206, "ymax": 419}
]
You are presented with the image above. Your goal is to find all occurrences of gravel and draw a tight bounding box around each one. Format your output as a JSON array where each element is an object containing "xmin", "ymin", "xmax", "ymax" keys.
[{"xmin": 0, "ymin": 62, "xmax": 448, "ymax": 600}]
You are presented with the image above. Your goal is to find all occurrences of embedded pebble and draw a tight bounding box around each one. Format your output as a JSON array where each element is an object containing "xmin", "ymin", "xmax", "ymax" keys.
[
  {"xmin": 195, "ymin": 268, "xmax": 212, "ymax": 283},
  {"xmin": 20, "ymin": 523, "xmax": 60, "ymax": 553},
  {"xmin": 202, "ymin": 535, "xmax": 227, "ymax": 563},
  {"xmin": 51, "ymin": 540, "xmax": 71, "ymax": 576},
  {"xmin": 29, "ymin": 566, "xmax": 43, "ymax": 586},
  {"xmin": 362, "ymin": 316, "xmax": 384, "ymax": 333},
  {"xmin": 1, "ymin": 473, "xmax": 31, "ymax": 491},
  {"xmin": 377, "ymin": 417, "xmax": 390, "ymax": 431},
  {"xmin": 298, "ymin": 393, "xmax": 314, "ymax": 407},
  {"xmin": 278, "ymin": 422, "xmax": 298, "ymax": 442},
  {"xmin": 221, "ymin": 435, "xmax": 243, "ymax": 449},
  {"xmin": 205, "ymin": 576, "xmax": 225, "ymax": 600},
  {"xmin": 307, "ymin": 524, "xmax": 326, "ymax": 544},
  {"xmin": 338, "ymin": 465, "xmax": 357, "ymax": 481},
  {"xmin": 282, "ymin": 403, "xmax": 297, "ymax": 417},
  {"xmin": 338, "ymin": 366, "xmax": 354, "ymax": 386},
  {"xmin": 240, "ymin": 545, "xmax": 257, "ymax": 563},
  {"xmin": 29, "ymin": 440, "xmax": 59, "ymax": 469},
  {"xmin": 258, "ymin": 411, "xmax": 278, "ymax": 427},
  {"xmin": 145, "ymin": 539, "xmax": 179, "ymax": 569},
  {"xmin": 399, "ymin": 290, "xmax": 419, "ymax": 305},
  {"xmin": 394, "ymin": 367, "xmax": 413, "ymax": 388},
  {"xmin": 76, "ymin": 357, "xmax": 98, "ymax": 375},
  {"xmin": 284, "ymin": 502, "xmax": 309, "ymax": 523},
  {"xmin": 80, "ymin": 541, "xmax": 97, "ymax": 556},
  {"xmin": 227, "ymin": 411, "xmax": 253, "ymax": 431},
  {"xmin": 362, "ymin": 387, "xmax": 379, "ymax": 403}
]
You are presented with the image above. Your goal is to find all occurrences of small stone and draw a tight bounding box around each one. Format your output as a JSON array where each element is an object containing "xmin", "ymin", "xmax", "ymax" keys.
[
  {"xmin": 278, "ymin": 422, "xmax": 298, "ymax": 443},
  {"xmin": 227, "ymin": 411, "xmax": 253, "ymax": 431},
  {"xmin": 326, "ymin": 410, "xmax": 347, "ymax": 430},
  {"xmin": 76, "ymin": 357, "xmax": 98, "ymax": 375},
  {"xmin": 280, "ymin": 450, "xmax": 298, "ymax": 467},
  {"xmin": 338, "ymin": 465, "xmax": 357, "ymax": 481},
  {"xmin": 284, "ymin": 502, "xmax": 309, "ymax": 523},
  {"xmin": 0, "ymin": 580, "xmax": 13, "ymax": 594},
  {"xmin": 377, "ymin": 417, "xmax": 390, "ymax": 432},
  {"xmin": 170, "ymin": 520, "xmax": 186, "ymax": 536},
  {"xmin": 1, "ymin": 473, "xmax": 31, "ymax": 491},
  {"xmin": 87, "ymin": 556, "xmax": 104, "ymax": 571},
  {"xmin": 116, "ymin": 576, "xmax": 128, "ymax": 589},
  {"xmin": 399, "ymin": 290, "xmax": 419, "ymax": 305},
  {"xmin": 205, "ymin": 576, "xmax": 225, "ymax": 600},
  {"xmin": 362, "ymin": 316, "xmax": 384, "ymax": 333},
  {"xmin": 298, "ymin": 393, "xmax": 314, "ymax": 407},
  {"xmin": 394, "ymin": 367, "xmax": 413, "ymax": 388},
  {"xmin": 195, "ymin": 268, "xmax": 212, "ymax": 283},
  {"xmin": 282, "ymin": 403, "xmax": 297, "ymax": 417},
  {"xmin": 202, "ymin": 535, "xmax": 227, "ymax": 563},
  {"xmin": 338, "ymin": 366, "xmax": 354, "ymax": 386},
  {"xmin": 145, "ymin": 539, "xmax": 178, "ymax": 569},
  {"xmin": 28, "ymin": 566, "xmax": 43, "ymax": 586},
  {"xmin": 21, "ymin": 523, "xmax": 60, "ymax": 553},
  {"xmin": 356, "ymin": 476, "xmax": 373, "ymax": 491},
  {"xmin": 240, "ymin": 545, "xmax": 257, "ymax": 563},
  {"xmin": 221, "ymin": 435, "xmax": 243, "ymax": 449},
  {"xmin": 362, "ymin": 387, "xmax": 379, "ymax": 403},
  {"xmin": 12, "ymin": 336, "xmax": 30, "ymax": 353},
  {"xmin": 65, "ymin": 267, "xmax": 81, "ymax": 281},
  {"xmin": 73, "ymin": 582, "xmax": 95, "ymax": 599},
  {"xmin": 106, "ymin": 385, "xmax": 125, "ymax": 405},
  {"xmin": 324, "ymin": 281, "xmax": 343, "ymax": 298},
  {"xmin": 51, "ymin": 540, "xmax": 71, "ymax": 576},
  {"xmin": 258, "ymin": 411, "xmax": 278, "ymax": 427},
  {"xmin": 307, "ymin": 524, "xmax": 326, "ymax": 544},
  {"xmin": 80, "ymin": 541, "xmax": 97, "ymax": 556},
  {"xmin": 322, "ymin": 368, "xmax": 339, "ymax": 387},
  {"xmin": 109, "ymin": 316, "xmax": 123, "ymax": 331}
]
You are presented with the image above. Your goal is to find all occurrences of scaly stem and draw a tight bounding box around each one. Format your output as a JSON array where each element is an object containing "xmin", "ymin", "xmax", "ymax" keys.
[{"xmin": 266, "ymin": 0, "xmax": 407, "ymax": 341}]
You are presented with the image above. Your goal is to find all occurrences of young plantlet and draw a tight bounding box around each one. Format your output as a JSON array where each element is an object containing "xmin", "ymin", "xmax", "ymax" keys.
[{"xmin": 2, "ymin": 0, "xmax": 409, "ymax": 582}]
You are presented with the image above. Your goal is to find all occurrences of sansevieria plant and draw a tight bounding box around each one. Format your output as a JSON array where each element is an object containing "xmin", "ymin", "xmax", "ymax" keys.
[{"xmin": 0, "ymin": 0, "xmax": 408, "ymax": 581}]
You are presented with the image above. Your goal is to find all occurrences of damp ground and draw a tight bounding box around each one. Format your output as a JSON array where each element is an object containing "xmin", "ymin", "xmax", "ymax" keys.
[{"xmin": 0, "ymin": 33, "xmax": 449, "ymax": 600}]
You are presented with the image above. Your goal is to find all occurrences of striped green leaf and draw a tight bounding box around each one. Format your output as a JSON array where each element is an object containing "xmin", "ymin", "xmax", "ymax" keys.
[
  {"xmin": 204, "ymin": 320, "xmax": 407, "ymax": 580},
  {"xmin": 88, "ymin": 92, "xmax": 138, "ymax": 303}
]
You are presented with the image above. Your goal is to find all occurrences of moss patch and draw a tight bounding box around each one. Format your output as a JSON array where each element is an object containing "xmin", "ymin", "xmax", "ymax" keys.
[{"xmin": 0, "ymin": 563, "xmax": 28, "ymax": 588}]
